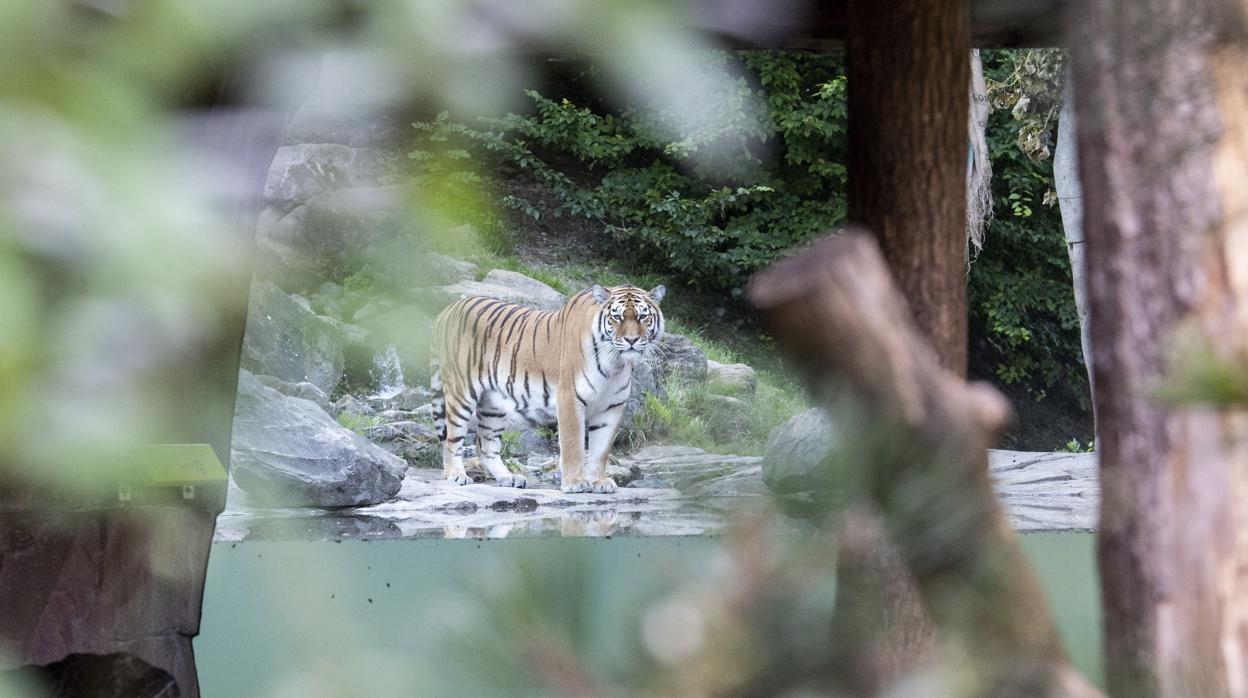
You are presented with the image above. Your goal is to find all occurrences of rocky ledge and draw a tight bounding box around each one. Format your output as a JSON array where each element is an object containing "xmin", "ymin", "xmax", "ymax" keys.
[
  {"xmin": 216, "ymin": 459, "xmax": 769, "ymax": 541},
  {"xmin": 215, "ymin": 443, "xmax": 1099, "ymax": 540},
  {"xmin": 989, "ymin": 450, "xmax": 1099, "ymax": 532}
]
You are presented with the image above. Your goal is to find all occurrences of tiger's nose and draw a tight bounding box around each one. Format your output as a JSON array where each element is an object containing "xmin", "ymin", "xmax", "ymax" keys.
[{"xmin": 625, "ymin": 337, "xmax": 639, "ymax": 347}]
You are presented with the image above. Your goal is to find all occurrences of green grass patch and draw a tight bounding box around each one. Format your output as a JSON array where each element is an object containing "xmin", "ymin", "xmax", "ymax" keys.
[
  {"xmin": 662, "ymin": 318, "xmax": 738, "ymax": 365},
  {"xmin": 605, "ymin": 281, "xmax": 808, "ymax": 456},
  {"xmin": 337, "ymin": 411, "xmax": 383, "ymax": 434},
  {"xmin": 499, "ymin": 430, "xmax": 527, "ymax": 472},
  {"xmin": 622, "ymin": 374, "xmax": 805, "ymax": 457},
  {"xmin": 490, "ymin": 258, "xmax": 574, "ymax": 295}
]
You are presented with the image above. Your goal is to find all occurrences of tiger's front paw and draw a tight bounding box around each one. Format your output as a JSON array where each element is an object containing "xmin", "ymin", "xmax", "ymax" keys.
[
  {"xmin": 496, "ymin": 474, "xmax": 528, "ymax": 489},
  {"xmin": 561, "ymin": 478, "xmax": 590, "ymax": 494},
  {"xmin": 590, "ymin": 478, "xmax": 618, "ymax": 494},
  {"xmin": 445, "ymin": 471, "xmax": 472, "ymax": 486}
]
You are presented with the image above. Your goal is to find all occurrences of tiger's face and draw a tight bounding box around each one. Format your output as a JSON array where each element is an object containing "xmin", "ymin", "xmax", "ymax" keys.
[{"xmin": 592, "ymin": 284, "xmax": 665, "ymax": 357}]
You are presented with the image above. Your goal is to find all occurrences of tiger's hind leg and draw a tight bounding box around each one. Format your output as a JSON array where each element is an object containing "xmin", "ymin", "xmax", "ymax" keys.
[{"xmin": 476, "ymin": 393, "xmax": 527, "ymax": 488}]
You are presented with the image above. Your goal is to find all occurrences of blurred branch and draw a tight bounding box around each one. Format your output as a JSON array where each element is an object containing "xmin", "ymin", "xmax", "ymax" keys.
[{"xmin": 748, "ymin": 229, "xmax": 1098, "ymax": 696}]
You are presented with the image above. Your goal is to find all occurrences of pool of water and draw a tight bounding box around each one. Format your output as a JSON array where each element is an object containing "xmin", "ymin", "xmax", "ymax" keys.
[{"xmin": 195, "ymin": 532, "xmax": 1101, "ymax": 696}]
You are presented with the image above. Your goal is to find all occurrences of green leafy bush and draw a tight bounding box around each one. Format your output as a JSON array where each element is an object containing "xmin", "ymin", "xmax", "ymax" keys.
[
  {"xmin": 411, "ymin": 51, "xmax": 850, "ymax": 293},
  {"xmin": 1062, "ymin": 438, "xmax": 1095, "ymax": 453}
]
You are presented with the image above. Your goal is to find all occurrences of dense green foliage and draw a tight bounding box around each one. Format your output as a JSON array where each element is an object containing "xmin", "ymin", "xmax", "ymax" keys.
[
  {"xmin": 971, "ymin": 50, "xmax": 1085, "ymax": 401},
  {"xmin": 412, "ymin": 51, "xmax": 849, "ymax": 294},
  {"xmin": 986, "ymin": 49, "xmax": 1065, "ymax": 162},
  {"xmin": 412, "ymin": 49, "xmax": 1086, "ymax": 403}
]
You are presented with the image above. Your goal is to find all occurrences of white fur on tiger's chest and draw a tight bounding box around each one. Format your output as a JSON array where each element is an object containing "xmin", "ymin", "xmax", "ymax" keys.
[{"xmin": 576, "ymin": 338, "xmax": 636, "ymax": 411}]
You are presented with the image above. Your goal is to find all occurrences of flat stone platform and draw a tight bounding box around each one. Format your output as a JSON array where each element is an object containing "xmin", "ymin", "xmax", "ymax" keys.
[
  {"xmin": 215, "ymin": 447, "xmax": 1099, "ymax": 541},
  {"xmin": 990, "ymin": 450, "xmax": 1098, "ymax": 532}
]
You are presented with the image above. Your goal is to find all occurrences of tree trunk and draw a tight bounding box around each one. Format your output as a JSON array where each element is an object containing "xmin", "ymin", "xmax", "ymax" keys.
[
  {"xmin": 967, "ymin": 48, "xmax": 993, "ymax": 258},
  {"xmin": 1053, "ymin": 77, "xmax": 1094, "ymax": 420},
  {"xmin": 836, "ymin": 3, "xmax": 972, "ymax": 688},
  {"xmin": 847, "ymin": 0, "xmax": 971, "ymax": 375},
  {"xmin": 1068, "ymin": 0, "xmax": 1248, "ymax": 695}
]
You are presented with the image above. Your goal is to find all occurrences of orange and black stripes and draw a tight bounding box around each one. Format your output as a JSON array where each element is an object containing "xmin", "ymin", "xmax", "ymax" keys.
[{"xmin": 431, "ymin": 284, "xmax": 666, "ymax": 492}]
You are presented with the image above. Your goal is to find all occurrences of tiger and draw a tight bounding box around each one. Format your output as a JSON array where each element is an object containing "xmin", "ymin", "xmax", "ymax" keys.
[{"xmin": 430, "ymin": 284, "xmax": 666, "ymax": 494}]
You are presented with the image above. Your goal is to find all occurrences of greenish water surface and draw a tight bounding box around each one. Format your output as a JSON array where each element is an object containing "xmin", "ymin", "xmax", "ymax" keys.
[{"xmin": 196, "ymin": 533, "xmax": 1101, "ymax": 696}]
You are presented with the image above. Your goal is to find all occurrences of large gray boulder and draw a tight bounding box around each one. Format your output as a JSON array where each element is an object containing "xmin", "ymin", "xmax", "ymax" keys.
[
  {"xmin": 256, "ymin": 185, "xmax": 407, "ymax": 283},
  {"xmin": 254, "ymin": 374, "xmax": 334, "ymax": 415},
  {"xmin": 422, "ymin": 253, "xmax": 480, "ymax": 286},
  {"xmin": 280, "ymin": 50, "xmax": 407, "ymax": 148},
  {"xmin": 707, "ymin": 359, "xmax": 757, "ymax": 396},
  {"xmin": 241, "ymin": 281, "xmax": 344, "ymax": 394},
  {"xmin": 231, "ymin": 370, "xmax": 406, "ymax": 507},
  {"xmin": 648, "ymin": 334, "xmax": 707, "ymax": 385},
  {"xmin": 482, "ymin": 269, "xmax": 566, "ymax": 308},
  {"xmin": 423, "ymin": 269, "xmax": 566, "ymax": 310},
  {"xmin": 762, "ymin": 408, "xmax": 838, "ymax": 495},
  {"xmin": 621, "ymin": 359, "xmax": 661, "ymax": 435},
  {"xmin": 263, "ymin": 143, "xmax": 389, "ymax": 214},
  {"xmin": 618, "ymin": 333, "xmax": 705, "ymax": 438}
]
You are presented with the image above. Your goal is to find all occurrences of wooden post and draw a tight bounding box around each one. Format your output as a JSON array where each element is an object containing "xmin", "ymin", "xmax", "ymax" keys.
[{"xmin": 1069, "ymin": 0, "xmax": 1248, "ymax": 694}]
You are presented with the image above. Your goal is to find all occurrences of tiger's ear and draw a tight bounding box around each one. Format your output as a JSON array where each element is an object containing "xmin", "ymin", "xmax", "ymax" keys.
[
  {"xmin": 591, "ymin": 285, "xmax": 609, "ymax": 304},
  {"xmin": 648, "ymin": 285, "xmax": 666, "ymax": 304}
]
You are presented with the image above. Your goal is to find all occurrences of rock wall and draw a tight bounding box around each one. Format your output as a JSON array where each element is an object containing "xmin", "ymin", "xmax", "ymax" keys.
[{"xmin": 0, "ymin": 508, "xmax": 217, "ymax": 695}]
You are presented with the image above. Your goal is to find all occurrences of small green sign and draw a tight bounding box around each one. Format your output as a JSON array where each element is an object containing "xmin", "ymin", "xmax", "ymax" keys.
[{"xmin": 140, "ymin": 444, "xmax": 227, "ymax": 485}]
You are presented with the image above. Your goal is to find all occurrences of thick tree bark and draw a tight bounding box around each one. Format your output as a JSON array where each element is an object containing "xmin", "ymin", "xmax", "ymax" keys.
[
  {"xmin": 749, "ymin": 231, "xmax": 1095, "ymax": 696},
  {"xmin": 1068, "ymin": 0, "xmax": 1248, "ymax": 695},
  {"xmin": 848, "ymin": 0, "xmax": 971, "ymax": 375},
  {"xmin": 837, "ymin": 3, "xmax": 972, "ymax": 687}
]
